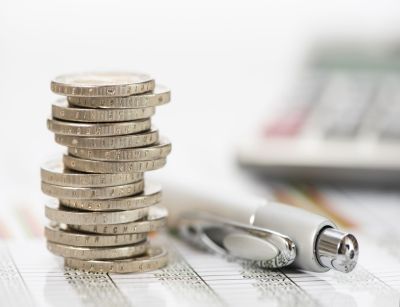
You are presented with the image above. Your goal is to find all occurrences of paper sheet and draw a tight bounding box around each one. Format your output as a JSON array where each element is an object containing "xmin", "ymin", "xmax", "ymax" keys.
[{"xmin": 1, "ymin": 184, "xmax": 400, "ymax": 307}]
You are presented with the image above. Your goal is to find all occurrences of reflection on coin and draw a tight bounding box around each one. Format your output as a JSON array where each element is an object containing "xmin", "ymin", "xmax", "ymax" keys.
[
  {"xmin": 68, "ymin": 138, "xmax": 172, "ymax": 161},
  {"xmin": 55, "ymin": 128, "xmax": 158, "ymax": 149},
  {"xmin": 47, "ymin": 118, "xmax": 151, "ymax": 137},
  {"xmin": 51, "ymin": 72, "xmax": 155, "ymax": 97},
  {"xmin": 64, "ymin": 246, "xmax": 168, "ymax": 273},
  {"xmin": 70, "ymin": 206, "xmax": 167, "ymax": 234},
  {"xmin": 63, "ymin": 154, "xmax": 166, "ymax": 173},
  {"xmin": 68, "ymin": 85, "xmax": 170, "ymax": 109},
  {"xmin": 45, "ymin": 224, "xmax": 147, "ymax": 247},
  {"xmin": 60, "ymin": 184, "xmax": 162, "ymax": 211},
  {"xmin": 52, "ymin": 100, "xmax": 155, "ymax": 123},
  {"xmin": 41, "ymin": 181, "xmax": 144, "ymax": 200},
  {"xmin": 47, "ymin": 240, "xmax": 148, "ymax": 260},
  {"xmin": 41, "ymin": 160, "xmax": 143, "ymax": 187},
  {"xmin": 45, "ymin": 200, "xmax": 149, "ymax": 225}
]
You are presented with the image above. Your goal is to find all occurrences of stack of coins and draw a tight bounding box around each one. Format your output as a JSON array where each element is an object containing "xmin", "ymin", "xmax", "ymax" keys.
[{"xmin": 41, "ymin": 72, "xmax": 171, "ymax": 273}]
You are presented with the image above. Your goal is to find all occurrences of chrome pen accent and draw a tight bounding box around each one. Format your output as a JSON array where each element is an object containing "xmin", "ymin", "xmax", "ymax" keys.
[{"xmin": 178, "ymin": 211, "xmax": 296, "ymax": 269}]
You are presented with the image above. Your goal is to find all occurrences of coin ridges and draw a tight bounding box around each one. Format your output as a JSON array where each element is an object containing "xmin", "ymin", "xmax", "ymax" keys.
[
  {"xmin": 47, "ymin": 118, "xmax": 151, "ymax": 137},
  {"xmin": 47, "ymin": 240, "xmax": 148, "ymax": 260},
  {"xmin": 45, "ymin": 224, "xmax": 147, "ymax": 247},
  {"xmin": 63, "ymin": 154, "xmax": 166, "ymax": 173},
  {"xmin": 41, "ymin": 181, "xmax": 144, "ymax": 200},
  {"xmin": 70, "ymin": 207, "xmax": 168, "ymax": 234},
  {"xmin": 60, "ymin": 184, "xmax": 162, "ymax": 211},
  {"xmin": 55, "ymin": 128, "xmax": 159, "ymax": 149},
  {"xmin": 41, "ymin": 160, "xmax": 143, "ymax": 187},
  {"xmin": 68, "ymin": 138, "xmax": 172, "ymax": 161},
  {"xmin": 52, "ymin": 100, "xmax": 155, "ymax": 123},
  {"xmin": 64, "ymin": 246, "xmax": 168, "ymax": 273},
  {"xmin": 68, "ymin": 85, "xmax": 170, "ymax": 109},
  {"xmin": 45, "ymin": 201, "xmax": 149, "ymax": 225}
]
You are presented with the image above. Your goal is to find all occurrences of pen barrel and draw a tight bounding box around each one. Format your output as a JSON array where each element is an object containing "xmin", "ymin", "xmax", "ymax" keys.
[
  {"xmin": 162, "ymin": 183, "xmax": 261, "ymax": 226},
  {"xmin": 252, "ymin": 202, "xmax": 335, "ymax": 272}
]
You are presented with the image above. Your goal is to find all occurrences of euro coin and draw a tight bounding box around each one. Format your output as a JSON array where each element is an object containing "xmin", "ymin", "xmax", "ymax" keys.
[
  {"xmin": 41, "ymin": 160, "xmax": 143, "ymax": 188},
  {"xmin": 45, "ymin": 224, "xmax": 147, "ymax": 247},
  {"xmin": 47, "ymin": 118, "xmax": 151, "ymax": 137},
  {"xmin": 52, "ymin": 100, "xmax": 155, "ymax": 123},
  {"xmin": 51, "ymin": 72, "xmax": 155, "ymax": 97},
  {"xmin": 64, "ymin": 246, "xmax": 168, "ymax": 273},
  {"xmin": 68, "ymin": 85, "xmax": 170, "ymax": 109},
  {"xmin": 41, "ymin": 181, "xmax": 144, "ymax": 200},
  {"xmin": 70, "ymin": 206, "xmax": 167, "ymax": 234},
  {"xmin": 68, "ymin": 138, "xmax": 171, "ymax": 161},
  {"xmin": 63, "ymin": 154, "xmax": 166, "ymax": 173},
  {"xmin": 45, "ymin": 201, "xmax": 149, "ymax": 225},
  {"xmin": 54, "ymin": 128, "xmax": 158, "ymax": 149},
  {"xmin": 60, "ymin": 184, "xmax": 162, "ymax": 211},
  {"xmin": 47, "ymin": 240, "xmax": 148, "ymax": 260}
]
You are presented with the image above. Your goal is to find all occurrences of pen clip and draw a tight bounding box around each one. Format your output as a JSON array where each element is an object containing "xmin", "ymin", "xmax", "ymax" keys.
[{"xmin": 177, "ymin": 211, "xmax": 296, "ymax": 269}]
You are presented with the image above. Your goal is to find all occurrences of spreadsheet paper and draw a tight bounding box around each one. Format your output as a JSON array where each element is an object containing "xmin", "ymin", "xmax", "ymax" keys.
[
  {"xmin": 1, "ymin": 184, "xmax": 400, "ymax": 307},
  {"xmin": 0, "ymin": 234, "xmax": 399, "ymax": 307}
]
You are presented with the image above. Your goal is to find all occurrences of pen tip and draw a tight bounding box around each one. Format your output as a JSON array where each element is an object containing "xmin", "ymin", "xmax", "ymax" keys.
[{"xmin": 316, "ymin": 228, "xmax": 359, "ymax": 273}]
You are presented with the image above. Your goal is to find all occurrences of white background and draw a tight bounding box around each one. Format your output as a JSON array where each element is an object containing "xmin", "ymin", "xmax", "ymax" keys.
[{"xmin": 1, "ymin": 0, "xmax": 400, "ymax": 204}]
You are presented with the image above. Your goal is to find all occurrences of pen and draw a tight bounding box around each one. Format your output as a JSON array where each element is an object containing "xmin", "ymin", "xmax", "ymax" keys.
[{"xmin": 162, "ymin": 184, "xmax": 359, "ymax": 273}]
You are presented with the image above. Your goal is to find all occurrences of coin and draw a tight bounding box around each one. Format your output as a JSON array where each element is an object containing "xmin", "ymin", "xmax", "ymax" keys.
[
  {"xmin": 68, "ymin": 138, "xmax": 172, "ymax": 161},
  {"xmin": 45, "ymin": 224, "xmax": 147, "ymax": 247},
  {"xmin": 54, "ymin": 128, "xmax": 159, "ymax": 149},
  {"xmin": 63, "ymin": 154, "xmax": 166, "ymax": 173},
  {"xmin": 64, "ymin": 246, "xmax": 168, "ymax": 273},
  {"xmin": 68, "ymin": 85, "xmax": 170, "ymax": 109},
  {"xmin": 41, "ymin": 181, "xmax": 144, "ymax": 200},
  {"xmin": 70, "ymin": 206, "xmax": 167, "ymax": 234},
  {"xmin": 41, "ymin": 160, "xmax": 143, "ymax": 188},
  {"xmin": 47, "ymin": 118, "xmax": 151, "ymax": 137},
  {"xmin": 52, "ymin": 100, "xmax": 155, "ymax": 123},
  {"xmin": 60, "ymin": 184, "xmax": 162, "ymax": 211},
  {"xmin": 45, "ymin": 201, "xmax": 149, "ymax": 225},
  {"xmin": 51, "ymin": 72, "xmax": 155, "ymax": 97},
  {"xmin": 47, "ymin": 240, "xmax": 148, "ymax": 260}
]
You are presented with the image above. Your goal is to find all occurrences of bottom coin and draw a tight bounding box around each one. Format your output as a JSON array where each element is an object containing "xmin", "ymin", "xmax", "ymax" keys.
[
  {"xmin": 64, "ymin": 246, "xmax": 168, "ymax": 273},
  {"xmin": 47, "ymin": 240, "xmax": 148, "ymax": 260}
]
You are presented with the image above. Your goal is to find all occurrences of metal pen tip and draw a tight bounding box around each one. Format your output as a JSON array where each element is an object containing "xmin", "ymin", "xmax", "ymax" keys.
[{"xmin": 316, "ymin": 228, "xmax": 359, "ymax": 273}]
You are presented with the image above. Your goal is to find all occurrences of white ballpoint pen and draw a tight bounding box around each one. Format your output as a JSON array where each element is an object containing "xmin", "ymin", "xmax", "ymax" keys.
[{"xmin": 162, "ymin": 183, "xmax": 359, "ymax": 273}]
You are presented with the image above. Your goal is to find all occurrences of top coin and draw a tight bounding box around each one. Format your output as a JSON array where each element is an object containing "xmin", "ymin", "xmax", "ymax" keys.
[{"xmin": 51, "ymin": 72, "xmax": 155, "ymax": 97}]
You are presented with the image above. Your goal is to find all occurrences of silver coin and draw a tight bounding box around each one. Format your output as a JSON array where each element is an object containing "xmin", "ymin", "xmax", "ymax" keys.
[
  {"xmin": 47, "ymin": 118, "xmax": 151, "ymax": 137},
  {"xmin": 51, "ymin": 72, "xmax": 155, "ymax": 97},
  {"xmin": 47, "ymin": 240, "xmax": 148, "ymax": 260},
  {"xmin": 63, "ymin": 154, "xmax": 166, "ymax": 173},
  {"xmin": 45, "ymin": 224, "xmax": 147, "ymax": 247},
  {"xmin": 68, "ymin": 85, "xmax": 170, "ymax": 109},
  {"xmin": 45, "ymin": 200, "xmax": 149, "ymax": 225},
  {"xmin": 68, "ymin": 138, "xmax": 172, "ymax": 161},
  {"xmin": 60, "ymin": 184, "xmax": 162, "ymax": 211},
  {"xmin": 41, "ymin": 181, "xmax": 144, "ymax": 200},
  {"xmin": 54, "ymin": 128, "xmax": 159, "ymax": 149},
  {"xmin": 52, "ymin": 100, "xmax": 155, "ymax": 123},
  {"xmin": 70, "ymin": 206, "xmax": 167, "ymax": 234},
  {"xmin": 41, "ymin": 160, "xmax": 143, "ymax": 188},
  {"xmin": 64, "ymin": 246, "xmax": 168, "ymax": 273}
]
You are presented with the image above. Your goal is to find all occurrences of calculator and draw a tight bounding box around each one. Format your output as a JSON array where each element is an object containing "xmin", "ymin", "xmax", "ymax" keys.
[{"xmin": 237, "ymin": 43, "xmax": 400, "ymax": 184}]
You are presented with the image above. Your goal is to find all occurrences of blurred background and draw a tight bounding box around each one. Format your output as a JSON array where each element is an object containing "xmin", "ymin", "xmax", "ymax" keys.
[{"xmin": 1, "ymin": 0, "xmax": 400, "ymax": 237}]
